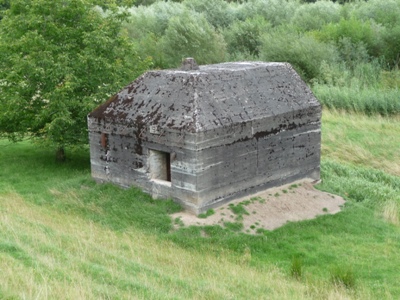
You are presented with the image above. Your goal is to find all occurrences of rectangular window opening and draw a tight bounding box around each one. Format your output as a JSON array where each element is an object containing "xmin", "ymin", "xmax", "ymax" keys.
[
  {"xmin": 149, "ymin": 149, "xmax": 171, "ymax": 183},
  {"xmin": 101, "ymin": 133, "xmax": 108, "ymax": 149}
]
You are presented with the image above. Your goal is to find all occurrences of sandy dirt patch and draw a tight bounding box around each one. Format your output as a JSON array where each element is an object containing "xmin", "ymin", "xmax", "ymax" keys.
[{"xmin": 171, "ymin": 180, "xmax": 345, "ymax": 234}]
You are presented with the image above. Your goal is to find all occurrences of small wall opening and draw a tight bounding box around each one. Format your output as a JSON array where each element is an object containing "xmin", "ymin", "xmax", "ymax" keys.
[
  {"xmin": 149, "ymin": 149, "xmax": 171, "ymax": 182},
  {"xmin": 101, "ymin": 133, "xmax": 108, "ymax": 149}
]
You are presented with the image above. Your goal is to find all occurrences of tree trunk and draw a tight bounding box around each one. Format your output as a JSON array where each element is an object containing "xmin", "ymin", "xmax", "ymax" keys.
[{"xmin": 56, "ymin": 147, "xmax": 66, "ymax": 162}]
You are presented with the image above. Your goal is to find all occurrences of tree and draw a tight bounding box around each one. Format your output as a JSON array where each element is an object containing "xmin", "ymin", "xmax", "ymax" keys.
[{"xmin": 0, "ymin": 0, "xmax": 151, "ymax": 160}]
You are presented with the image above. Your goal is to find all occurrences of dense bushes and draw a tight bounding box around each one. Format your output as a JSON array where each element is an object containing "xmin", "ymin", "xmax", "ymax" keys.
[
  {"xmin": 291, "ymin": 1, "xmax": 341, "ymax": 31},
  {"xmin": 161, "ymin": 11, "xmax": 226, "ymax": 67},
  {"xmin": 260, "ymin": 26, "xmax": 339, "ymax": 82},
  {"xmin": 223, "ymin": 16, "xmax": 269, "ymax": 58},
  {"xmin": 122, "ymin": 0, "xmax": 400, "ymax": 115}
]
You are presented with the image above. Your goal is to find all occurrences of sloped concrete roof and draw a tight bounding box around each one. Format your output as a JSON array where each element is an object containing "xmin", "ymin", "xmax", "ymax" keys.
[{"xmin": 89, "ymin": 61, "xmax": 320, "ymax": 133}]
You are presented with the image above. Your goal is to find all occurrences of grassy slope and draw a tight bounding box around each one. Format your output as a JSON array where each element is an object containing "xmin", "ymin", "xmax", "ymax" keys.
[
  {"xmin": 0, "ymin": 111, "xmax": 399, "ymax": 299},
  {"xmin": 1, "ymin": 192, "xmax": 313, "ymax": 299},
  {"xmin": 322, "ymin": 110, "xmax": 400, "ymax": 176}
]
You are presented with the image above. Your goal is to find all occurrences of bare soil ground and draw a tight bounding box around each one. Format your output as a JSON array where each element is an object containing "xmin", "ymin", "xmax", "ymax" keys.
[{"xmin": 171, "ymin": 180, "xmax": 345, "ymax": 234}]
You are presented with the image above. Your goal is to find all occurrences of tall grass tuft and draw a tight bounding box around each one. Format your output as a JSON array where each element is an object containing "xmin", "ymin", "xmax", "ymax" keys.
[
  {"xmin": 290, "ymin": 256, "xmax": 303, "ymax": 280},
  {"xmin": 330, "ymin": 266, "xmax": 356, "ymax": 289}
]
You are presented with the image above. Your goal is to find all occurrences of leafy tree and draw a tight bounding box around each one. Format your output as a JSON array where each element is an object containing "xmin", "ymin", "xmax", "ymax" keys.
[{"xmin": 0, "ymin": 0, "xmax": 151, "ymax": 160}]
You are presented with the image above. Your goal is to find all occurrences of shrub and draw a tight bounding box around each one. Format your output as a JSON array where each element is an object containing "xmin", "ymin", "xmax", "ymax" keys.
[
  {"xmin": 354, "ymin": 0, "xmax": 400, "ymax": 28},
  {"xmin": 131, "ymin": 32, "xmax": 167, "ymax": 69},
  {"xmin": 126, "ymin": 1, "xmax": 186, "ymax": 38},
  {"xmin": 160, "ymin": 11, "xmax": 226, "ymax": 68},
  {"xmin": 317, "ymin": 56, "xmax": 383, "ymax": 87},
  {"xmin": 241, "ymin": 0, "xmax": 300, "ymax": 27},
  {"xmin": 291, "ymin": 1, "xmax": 341, "ymax": 31},
  {"xmin": 183, "ymin": 0, "xmax": 237, "ymax": 29},
  {"xmin": 223, "ymin": 16, "xmax": 270, "ymax": 57},
  {"xmin": 336, "ymin": 37, "xmax": 371, "ymax": 69},
  {"xmin": 381, "ymin": 24, "xmax": 400, "ymax": 68},
  {"xmin": 315, "ymin": 17, "xmax": 381, "ymax": 58},
  {"xmin": 259, "ymin": 26, "xmax": 339, "ymax": 82}
]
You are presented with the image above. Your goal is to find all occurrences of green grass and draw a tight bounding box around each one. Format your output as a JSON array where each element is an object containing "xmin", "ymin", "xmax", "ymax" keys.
[
  {"xmin": 1, "ymin": 110, "xmax": 400, "ymax": 299},
  {"xmin": 198, "ymin": 209, "xmax": 215, "ymax": 219},
  {"xmin": 321, "ymin": 110, "xmax": 400, "ymax": 176}
]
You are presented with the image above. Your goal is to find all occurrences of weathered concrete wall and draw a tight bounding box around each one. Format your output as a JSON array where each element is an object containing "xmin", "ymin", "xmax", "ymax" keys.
[
  {"xmin": 189, "ymin": 107, "xmax": 321, "ymax": 211},
  {"xmin": 88, "ymin": 117, "xmax": 203, "ymax": 211},
  {"xmin": 88, "ymin": 105, "xmax": 320, "ymax": 213}
]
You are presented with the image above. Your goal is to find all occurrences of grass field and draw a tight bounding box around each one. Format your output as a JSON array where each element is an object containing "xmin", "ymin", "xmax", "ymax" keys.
[{"xmin": 1, "ymin": 110, "xmax": 399, "ymax": 299}]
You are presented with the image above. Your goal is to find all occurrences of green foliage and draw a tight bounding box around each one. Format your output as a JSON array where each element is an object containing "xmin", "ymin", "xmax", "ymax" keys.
[
  {"xmin": 354, "ymin": 0, "xmax": 400, "ymax": 27},
  {"xmin": 125, "ymin": 2, "xmax": 186, "ymax": 68},
  {"xmin": 133, "ymin": 0, "xmax": 157, "ymax": 6},
  {"xmin": 241, "ymin": 0, "xmax": 300, "ymax": 27},
  {"xmin": 336, "ymin": 37, "xmax": 371, "ymax": 68},
  {"xmin": 0, "ymin": 0, "xmax": 151, "ymax": 151},
  {"xmin": 291, "ymin": 1, "xmax": 341, "ymax": 31},
  {"xmin": 315, "ymin": 17, "xmax": 380, "ymax": 58},
  {"xmin": 160, "ymin": 11, "xmax": 226, "ymax": 68},
  {"xmin": 122, "ymin": 0, "xmax": 400, "ymax": 114},
  {"xmin": 183, "ymin": 0, "xmax": 237, "ymax": 29},
  {"xmin": 260, "ymin": 26, "xmax": 339, "ymax": 82},
  {"xmin": 223, "ymin": 16, "xmax": 269, "ymax": 57},
  {"xmin": 0, "ymin": 0, "xmax": 10, "ymax": 19},
  {"xmin": 381, "ymin": 24, "xmax": 400, "ymax": 68},
  {"xmin": 126, "ymin": 1, "xmax": 185, "ymax": 37},
  {"xmin": 380, "ymin": 70, "xmax": 400, "ymax": 89}
]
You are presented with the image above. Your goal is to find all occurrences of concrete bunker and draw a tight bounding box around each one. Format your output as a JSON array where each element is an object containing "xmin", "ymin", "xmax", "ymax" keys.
[{"xmin": 88, "ymin": 59, "xmax": 322, "ymax": 214}]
